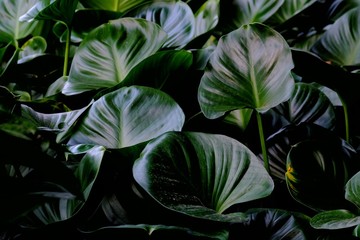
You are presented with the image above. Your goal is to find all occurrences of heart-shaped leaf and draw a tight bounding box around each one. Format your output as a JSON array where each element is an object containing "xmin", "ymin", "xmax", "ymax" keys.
[
  {"xmin": 67, "ymin": 86, "xmax": 185, "ymax": 148},
  {"xmin": 311, "ymin": 7, "xmax": 360, "ymax": 66},
  {"xmin": 133, "ymin": 131, "xmax": 274, "ymax": 221},
  {"xmin": 285, "ymin": 137, "xmax": 360, "ymax": 211},
  {"xmin": 198, "ymin": 23, "xmax": 295, "ymax": 119},
  {"xmin": 217, "ymin": 0, "xmax": 284, "ymax": 33},
  {"xmin": 62, "ymin": 18, "xmax": 167, "ymax": 95},
  {"xmin": 130, "ymin": 1, "xmax": 195, "ymax": 48},
  {"xmin": 273, "ymin": 82, "xmax": 336, "ymax": 130},
  {"xmin": 0, "ymin": 0, "xmax": 40, "ymax": 45}
]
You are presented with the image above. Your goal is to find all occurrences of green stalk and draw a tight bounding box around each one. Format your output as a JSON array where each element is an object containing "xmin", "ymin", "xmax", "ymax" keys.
[
  {"xmin": 339, "ymin": 94, "xmax": 350, "ymax": 142},
  {"xmin": 63, "ymin": 26, "xmax": 71, "ymax": 77},
  {"xmin": 256, "ymin": 111, "xmax": 270, "ymax": 173}
]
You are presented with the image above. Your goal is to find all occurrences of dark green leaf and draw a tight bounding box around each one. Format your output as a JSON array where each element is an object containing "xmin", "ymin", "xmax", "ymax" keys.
[
  {"xmin": 311, "ymin": 7, "xmax": 360, "ymax": 66},
  {"xmin": 198, "ymin": 23, "xmax": 295, "ymax": 119},
  {"xmin": 311, "ymin": 209, "xmax": 360, "ymax": 230},
  {"xmin": 130, "ymin": 1, "xmax": 196, "ymax": 48},
  {"xmin": 133, "ymin": 131, "xmax": 273, "ymax": 221},
  {"xmin": 67, "ymin": 86, "xmax": 185, "ymax": 148},
  {"xmin": 63, "ymin": 18, "xmax": 167, "ymax": 95},
  {"xmin": 285, "ymin": 137, "xmax": 360, "ymax": 211}
]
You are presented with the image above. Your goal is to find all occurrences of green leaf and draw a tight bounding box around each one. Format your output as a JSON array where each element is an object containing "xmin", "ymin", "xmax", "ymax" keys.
[
  {"xmin": 81, "ymin": 0, "xmax": 151, "ymax": 13},
  {"xmin": 31, "ymin": 145, "xmax": 105, "ymax": 224},
  {"xmin": 62, "ymin": 18, "xmax": 167, "ymax": 95},
  {"xmin": 311, "ymin": 7, "xmax": 360, "ymax": 66},
  {"xmin": 0, "ymin": 0, "xmax": 40, "ymax": 46},
  {"xmin": 20, "ymin": 0, "xmax": 79, "ymax": 26},
  {"xmin": 81, "ymin": 224, "xmax": 229, "ymax": 240},
  {"xmin": 273, "ymin": 82, "xmax": 336, "ymax": 130},
  {"xmin": 217, "ymin": 0, "xmax": 284, "ymax": 32},
  {"xmin": 131, "ymin": 1, "xmax": 195, "ymax": 48},
  {"xmin": 198, "ymin": 23, "xmax": 295, "ymax": 119},
  {"xmin": 239, "ymin": 208, "xmax": 312, "ymax": 239},
  {"xmin": 285, "ymin": 138, "xmax": 360, "ymax": 211},
  {"xmin": 21, "ymin": 101, "xmax": 92, "ymax": 143},
  {"xmin": 67, "ymin": 86, "xmax": 185, "ymax": 148},
  {"xmin": 311, "ymin": 209, "xmax": 360, "ymax": 230},
  {"xmin": 18, "ymin": 36, "xmax": 47, "ymax": 64},
  {"xmin": 97, "ymin": 49, "xmax": 193, "ymax": 94},
  {"xmin": 133, "ymin": 131, "xmax": 273, "ymax": 221},
  {"xmin": 194, "ymin": 0, "xmax": 219, "ymax": 36},
  {"xmin": 345, "ymin": 171, "xmax": 360, "ymax": 209},
  {"xmin": 267, "ymin": 0, "xmax": 317, "ymax": 25}
]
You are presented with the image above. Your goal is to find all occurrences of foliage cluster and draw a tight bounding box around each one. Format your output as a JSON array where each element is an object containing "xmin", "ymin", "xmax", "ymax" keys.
[{"xmin": 2, "ymin": 0, "xmax": 360, "ymax": 239}]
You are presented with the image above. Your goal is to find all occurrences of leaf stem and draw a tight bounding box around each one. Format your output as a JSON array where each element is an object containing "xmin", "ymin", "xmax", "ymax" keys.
[
  {"xmin": 256, "ymin": 111, "xmax": 270, "ymax": 173},
  {"xmin": 339, "ymin": 94, "xmax": 350, "ymax": 142},
  {"xmin": 63, "ymin": 26, "xmax": 71, "ymax": 77}
]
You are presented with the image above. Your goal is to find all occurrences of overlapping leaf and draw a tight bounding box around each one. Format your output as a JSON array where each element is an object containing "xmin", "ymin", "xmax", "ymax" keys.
[
  {"xmin": 62, "ymin": 18, "xmax": 167, "ymax": 95},
  {"xmin": 198, "ymin": 23, "xmax": 295, "ymax": 119},
  {"xmin": 67, "ymin": 86, "xmax": 185, "ymax": 148},
  {"xmin": 133, "ymin": 131, "xmax": 273, "ymax": 222}
]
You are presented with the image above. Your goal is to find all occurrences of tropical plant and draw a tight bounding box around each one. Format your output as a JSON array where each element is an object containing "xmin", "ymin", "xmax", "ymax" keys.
[{"xmin": 2, "ymin": 0, "xmax": 360, "ymax": 239}]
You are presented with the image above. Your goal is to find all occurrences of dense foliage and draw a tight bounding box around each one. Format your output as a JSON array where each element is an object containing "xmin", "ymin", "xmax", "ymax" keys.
[{"xmin": 1, "ymin": 0, "xmax": 360, "ymax": 239}]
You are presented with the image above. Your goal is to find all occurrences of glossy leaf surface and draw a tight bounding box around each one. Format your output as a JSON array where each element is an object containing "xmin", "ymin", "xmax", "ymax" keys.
[
  {"xmin": 67, "ymin": 86, "xmax": 185, "ymax": 148},
  {"xmin": 198, "ymin": 23, "xmax": 295, "ymax": 119},
  {"xmin": 63, "ymin": 18, "xmax": 167, "ymax": 95},
  {"xmin": 133, "ymin": 131, "xmax": 273, "ymax": 221}
]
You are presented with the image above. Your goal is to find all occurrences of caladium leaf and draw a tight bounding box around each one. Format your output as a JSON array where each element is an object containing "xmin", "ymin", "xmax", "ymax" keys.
[
  {"xmin": 62, "ymin": 18, "xmax": 167, "ymax": 95},
  {"xmin": 67, "ymin": 86, "xmax": 185, "ymax": 148},
  {"xmin": 311, "ymin": 7, "xmax": 360, "ymax": 66},
  {"xmin": 0, "ymin": 0, "xmax": 40, "ymax": 46},
  {"xmin": 133, "ymin": 131, "xmax": 274, "ymax": 222},
  {"xmin": 198, "ymin": 23, "xmax": 295, "ymax": 119},
  {"xmin": 130, "ymin": 1, "xmax": 195, "ymax": 48},
  {"xmin": 273, "ymin": 82, "xmax": 336, "ymax": 130}
]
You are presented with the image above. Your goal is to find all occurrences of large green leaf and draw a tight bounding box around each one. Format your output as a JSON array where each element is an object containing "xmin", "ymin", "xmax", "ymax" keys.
[
  {"xmin": 216, "ymin": 0, "xmax": 284, "ymax": 33},
  {"xmin": 133, "ymin": 131, "xmax": 274, "ymax": 221},
  {"xmin": 0, "ymin": 0, "xmax": 40, "ymax": 46},
  {"xmin": 311, "ymin": 6, "xmax": 360, "ymax": 66},
  {"xmin": 285, "ymin": 137, "xmax": 360, "ymax": 211},
  {"xmin": 273, "ymin": 82, "xmax": 336, "ymax": 130},
  {"xmin": 67, "ymin": 86, "xmax": 185, "ymax": 148},
  {"xmin": 198, "ymin": 23, "xmax": 295, "ymax": 119},
  {"xmin": 31, "ymin": 145, "xmax": 105, "ymax": 224},
  {"xmin": 130, "ymin": 1, "xmax": 195, "ymax": 48},
  {"xmin": 266, "ymin": 0, "xmax": 317, "ymax": 25},
  {"xmin": 62, "ymin": 18, "xmax": 167, "ymax": 95},
  {"xmin": 20, "ymin": 0, "xmax": 78, "ymax": 26}
]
